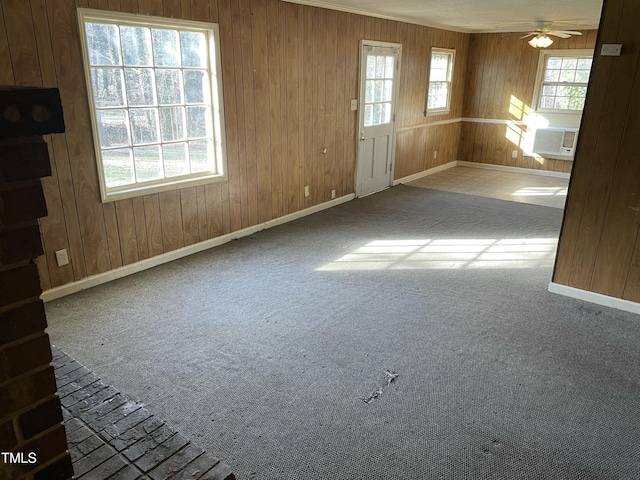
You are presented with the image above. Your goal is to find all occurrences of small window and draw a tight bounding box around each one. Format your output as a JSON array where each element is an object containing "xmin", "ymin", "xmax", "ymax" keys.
[
  {"xmin": 426, "ymin": 48, "xmax": 455, "ymax": 115},
  {"xmin": 77, "ymin": 9, "xmax": 227, "ymax": 202},
  {"xmin": 535, "ymin": 50, "xmax": 593, "ymax": 113},
  {"xmin": 363, "ymin": 53, "xmax": 395, "ymax": 127}
]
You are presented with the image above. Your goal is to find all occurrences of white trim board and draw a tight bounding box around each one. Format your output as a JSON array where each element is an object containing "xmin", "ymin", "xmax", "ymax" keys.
[
  {"xmin": 41, "ymin": 194, "xmax": 356, "ymax": 302},
  {"xmin": 393, "ymin": 160, "xmax": 569, "ymax": 186},
  {"xmin": 393, "ymin": 161, "xmax": 457, "ymax": 186},
  {"xmin": 457, "ymin": 161, "xmax": 570, "ymax": 179},
  {"xmin": 460, "ymin": 117, "xmax": 528, "ymax": 126},
  {"xmin": 397, "ymin": 118, "xmax": 462, "ymax": 132},
  {"xmin": 548, "ymin": 282, "xmax": 640, "ymax": 316}
]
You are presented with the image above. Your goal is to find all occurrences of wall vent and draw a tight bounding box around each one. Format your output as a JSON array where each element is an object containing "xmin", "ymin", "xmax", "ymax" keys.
[{"xmin": 532, "ymin": 128, "xmax": 579, "ymax": 157}]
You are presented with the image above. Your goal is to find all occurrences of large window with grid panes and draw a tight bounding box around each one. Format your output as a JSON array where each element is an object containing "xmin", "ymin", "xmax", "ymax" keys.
[
  {"xmin": 77, "ymin": 9, "xmax": 227, "ymax": 202},
  {"xmin": 534, "ymin": 49, "xmax": 593, "ymax": 113}
]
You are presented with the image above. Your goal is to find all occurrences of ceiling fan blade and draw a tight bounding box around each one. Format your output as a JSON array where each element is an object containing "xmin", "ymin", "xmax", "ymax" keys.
[
  {"xmin": 520, "ymin": 32, "xmax": 537, "ymax": 39},
  {"xmin": 554, "ymin": 30, "xmax": 583, "ymax": 36},
  {"xmin": 547, "ymin": 32, "xmax": 572, "ymax": 38}
]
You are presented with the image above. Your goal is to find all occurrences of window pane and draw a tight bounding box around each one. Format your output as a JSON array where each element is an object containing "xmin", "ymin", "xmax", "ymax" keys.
[
  {"xmin": 577, "ymin": 58, "xmax": 592, "ymax": 69},
  {"xmin": 97, "ymin": 110, "xmax": 130, "ymax": 148},
  {"xmin": 569, "ymin": 97, "xmax": 585, "ymax": 110},
  {"xmin": 375, "ymin": 56, "xmax": 385, "ymax": 78},
  {"xmin": 163, "ymin": 142, "xmax": 188, "ymax": 177},
  {"xmin": 374, "ymin": 80, "xmax": 383, "ymax": 102},
  {"xmin": 560, "ymin": 69, "xmax": 576, "ymax": 82},
  {"xmin": 103, "ymin": 148, "xmax": 134, "ymax": 187},
  {"xmin": 152, "ymin": 29, "xmax": 180, "ymax": 67},
  {"xmin": 366, "ymin": 55, "xmax": 376, "ymax": 79},
  {"xmin": 365, "ymin": 80, "xmax": 374, "ymax": 104},
  {"xmin": 384, "ymin": 80, "xmax": 393, "ymax": 102},
  {"xmin": 540, "ymin": 96, "xmax": 555, "ymax": 109},
  {"xmin": 561, "ymin": 58, "xmax": 578, "ymax": 69},
  {"xmin": 382, "ymin": 103, "xmax": 391, "ymax": 124},
  {"xmin": 134, "ymin": 145, "xmax": 163, "ymax": 182},
  {"xmin": 120, "ymin": 26, "xmax": 152, "ymax": 66},
  {"xmin": 373, "ymin": 103, "xmax": 382, "ymax": 125},
  {"xmin": 364, "ymin": 104, "xmax": 373, "ymax": 127},
  {"xmin": 575, "ymin": 70, "xmax": 590, "ymax": 82},
  {"xmin": 573, "ymin": 86, "xmax": 587, "ymax": 98},
  {"xmin": 428, "ymin": 87, "xmax": 439, "ymax": 108},
  {"xmin": 433, "ymin": 54, "xmax": 448, "ymax": 69},
  {"xmin": 431, "ymin": 68, "xmax": 446, "ymax": 82},
  {"xmin": 180, "ymin": 32, "xmax": 207, "ymax": 68},
  {"xmin": 385, "ymin": 56, "xmax": 394, "ymax": 79},
  {"xmin": 156, "ymin": 69, "xmax": 184, "ymax": 105},
  {"xmin": 547, "ymin": 57, "xmax": 562, "ymax": 69},
  {"xmin": 184, "ymin": 70, "xmax": 207, "ymax": 104},
  {"xmin": 189, "ymin": 140, "xmax": 214, "ymax": 173},
  {"xmin": 429, "ymin": 82, "xmax": 449, "ymax": 109},
  {"xmin": 91, "ymin": 68, "xmax": 125, "ymax": 107},
  {"xmin": 125, "ymin": 68, "xmax": 156, "ymax": 106},
  {"xmin": 542, "ymin": 85, "xmax": 557, "ymax": 96},
  {"xmin": 86, "ymin": 23, "xmax": 122, "ymax": 66},
  {"xmin": 554, "ymin": 97, "xmax": 570, "ymax": 110},
  {"xmin": 544, "ymin": 69, "xmax": 560, "ymax": 82},
  {"xmin": 130, "ymin": 108, "xmax": 159, "ymax": 145},
  {"xmin": 159, "ymin": 107, "xmax": 185, "ymax": 142},
  {"xmin": 186, "ymin": 106, "xmax": 208, "ymax": 139}
]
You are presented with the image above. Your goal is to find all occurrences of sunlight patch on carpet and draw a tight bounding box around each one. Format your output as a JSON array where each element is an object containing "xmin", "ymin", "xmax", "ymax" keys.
[
  {"xmin": 512, "ymin": 187, "xmax": 567, "ymax": 197},
  {"xmin": 317, "ymin": 238, "xmax": 558, "ymax": 271}
]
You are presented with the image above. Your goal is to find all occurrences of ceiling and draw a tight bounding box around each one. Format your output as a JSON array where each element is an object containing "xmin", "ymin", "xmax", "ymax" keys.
[{"xmin": 282, "ymin": 0, "xmax": 603, "ymax": 33}]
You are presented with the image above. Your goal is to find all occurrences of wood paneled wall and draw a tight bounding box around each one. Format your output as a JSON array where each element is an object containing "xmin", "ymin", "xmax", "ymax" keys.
[
  {"xmin": 393, "ymin": 22, "xmax": 468, "ymax": 180},
  {"xmin": 459, "ymin": 30, "xmax": 597, "ymax": 172},
  {"xmin": 0, "ymin": 0, "xmax": 468, "ymax": 290},
  {"xmin": 553, "ymin": 0, "xmax": 640, "ymax": 303}
]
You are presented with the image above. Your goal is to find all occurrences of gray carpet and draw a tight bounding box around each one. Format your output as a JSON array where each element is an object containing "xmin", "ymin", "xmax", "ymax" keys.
[{"xmin": 46, "ymin": 186, "xmax": 640, "ymax": 479}]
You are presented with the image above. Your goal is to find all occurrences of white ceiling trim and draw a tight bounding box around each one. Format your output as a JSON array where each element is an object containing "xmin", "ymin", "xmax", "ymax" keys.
[{"xmin": 280, "ymin": 0, "xmax": 472, "ymax": 33}]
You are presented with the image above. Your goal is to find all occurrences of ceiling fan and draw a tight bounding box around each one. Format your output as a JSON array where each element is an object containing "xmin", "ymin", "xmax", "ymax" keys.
[{"xmin": 520, "ymin": 23, "xmax": 582, "ymax": 48}]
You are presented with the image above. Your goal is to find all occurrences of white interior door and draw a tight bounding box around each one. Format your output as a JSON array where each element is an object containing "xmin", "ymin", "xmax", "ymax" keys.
[{"xmin": 356, "ymin": 42, "xmax": 401, "ymax": 197}]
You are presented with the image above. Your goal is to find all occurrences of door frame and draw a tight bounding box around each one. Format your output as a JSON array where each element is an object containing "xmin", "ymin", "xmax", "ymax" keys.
[{"xmin": 355, "ymin": 39, "xmax": 402, "ymax": 198}]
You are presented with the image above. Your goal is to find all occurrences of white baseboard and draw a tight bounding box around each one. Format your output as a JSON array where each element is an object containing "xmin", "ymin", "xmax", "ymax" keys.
[
  {"xmin": 41, "ymin": 194, "xmax": 356, "ymax": 302},
  {"xmin": 457, "ymin": 160, "xmax": 570, "ymax": 179},
  {"xmin": 548, "ymin": 282, "xmax": 640, "ymax": 315},
  {"xmin": 393, "ymin": 161, "xmax": 457, "ymax": 186}
]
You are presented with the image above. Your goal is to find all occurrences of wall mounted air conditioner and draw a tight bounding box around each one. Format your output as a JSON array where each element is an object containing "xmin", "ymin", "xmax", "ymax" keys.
[{"xmin": 532, "ymin": 128, "xmax": 579, "ymax": 157}]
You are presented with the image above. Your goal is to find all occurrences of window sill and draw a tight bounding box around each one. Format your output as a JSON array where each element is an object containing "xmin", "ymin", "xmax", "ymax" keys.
[
  {"xmin": 534, "ymin": 110, "xmax": 583, "ymax": 116},
  {"xmin": 101, "ymin": 173, "xmax": 227, "ymax": 203},
  {"xmin": 425, "ymin": 108, "xmax": 451, "ymax": 117}
]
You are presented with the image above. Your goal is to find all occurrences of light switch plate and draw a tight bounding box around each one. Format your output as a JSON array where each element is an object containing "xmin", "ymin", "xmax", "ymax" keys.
[{"xmin": 350, "ymin": 99, "xmax": 358, "ymax": 111}]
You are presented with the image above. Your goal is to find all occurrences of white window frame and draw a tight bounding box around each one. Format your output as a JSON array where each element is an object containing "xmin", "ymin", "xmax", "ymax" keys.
[
  {"xmin": 425, "ymin": 47, "xmax": 455, "ymax": 115},
  {"xmin": 532, "ymin": 49, "xmax": 594, "ymax": 115},
  {"xmin": 77, "ymin": 8, "xmax": 227, "ymax": 202}
]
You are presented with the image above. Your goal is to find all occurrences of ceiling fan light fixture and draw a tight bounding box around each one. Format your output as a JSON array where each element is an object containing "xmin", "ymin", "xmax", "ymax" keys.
[{"xmin": 529, "ymin": 34, "xmax": 553, "ymax": 48}]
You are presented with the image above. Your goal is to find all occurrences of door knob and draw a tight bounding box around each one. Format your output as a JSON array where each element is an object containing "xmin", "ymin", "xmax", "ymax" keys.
[{"xmin": 360, "ymin": 131, "xmax": 366, "ymax": 142}]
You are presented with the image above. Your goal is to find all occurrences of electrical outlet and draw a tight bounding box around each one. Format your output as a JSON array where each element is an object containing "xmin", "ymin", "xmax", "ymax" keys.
[
  {"xmin": 331, "ymin": 189, "xmax": 336, "ymax": 199},
  {"xmin": 433, "ymin": 150, "xmax": 437, "ymax": 159},
  {"xmin": 304, "ymin": 186, "xmax": 310, "ymax": 197},
  {"xmin": 512, "ymin": 150, "xmax": 518, "ymax": 158},
  {"xmin": 55, "ymin": 249, "xmax": 69, "ymax": 267}
]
